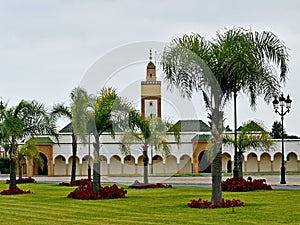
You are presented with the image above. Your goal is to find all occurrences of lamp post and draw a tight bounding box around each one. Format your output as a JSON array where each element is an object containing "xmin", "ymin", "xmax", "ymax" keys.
[
  {"xmin": 88, "ymin": 133, "xmax": 91, "ymax": 179},
  {"xmin": 272, "ymin": 94, "xmax": 292, "ymax": 184}
]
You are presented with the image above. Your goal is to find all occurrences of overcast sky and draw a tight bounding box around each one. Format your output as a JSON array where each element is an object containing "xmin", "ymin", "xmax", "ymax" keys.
[{"xmin": 1, "ymin": 0, "xmax": 300, "ymax": 135}]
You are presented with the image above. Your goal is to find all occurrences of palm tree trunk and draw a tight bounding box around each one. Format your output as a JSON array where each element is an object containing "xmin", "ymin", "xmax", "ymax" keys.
[
  {"xmin": 143, "ymin": 145, "xmax": 149, "ymax": 183},
  {"xmin": 212, "ymin": 147, "xmax": 222, "ymax": 204},
  {"xmin": 18, "ymin": 159, "xmax": 23, "ymax": 180},
  {"xmin": 9, "ymin": 144, "xmax": 17, "ymax": 188},
  {"xmin": 238, "ymin": 151, "xmax": 243, "ymax": 178},
  {"xmin": 70, "ymin": 133, "xmax": 77, "ymax": 183},
  {"xmin": 92, "ymin": 133, "xmax": 101, "ymax": 193},
  {"xmin": 233, "ymin": 90, "xmax": 239, "ymax": 178},
  {"xmin": 210, "ymin": 107, "xmax": 224, "ymax": 204}
]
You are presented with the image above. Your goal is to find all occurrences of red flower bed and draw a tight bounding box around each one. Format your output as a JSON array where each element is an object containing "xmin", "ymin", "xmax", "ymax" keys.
[
  {"xmin": 67, "ymin": 180, "xmax": 127, "ymax": 200},
  {"xmin": 59, "ymin": 179, "xmax": 92, "ymax": 186},
  {"xmin": 0, "ymin": 186, "xmax": 31, "ymax": 195},
  {"xmin": 222, "ymin": 177, "xmax": 272, "ymax": 192},
  {"xmin": 187, "ymin": 198, "xmax": 244, "ymax": 209},
  {"xmin": 6, "ymin": 177, "xmax": 36, "ymax": 184},
  {"xmin": 129, "ymin": 180, "xmax": 172, "ymax": 189}
]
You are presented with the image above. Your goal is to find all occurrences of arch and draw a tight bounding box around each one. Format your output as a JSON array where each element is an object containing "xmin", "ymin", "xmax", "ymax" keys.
[
  {"xmin": 178, "ymin": 154, "xmax": 192, "ymax": 173},
  {"xmin": 165, "ymin": 155, "xmax": 177, "ymax": 174},
  {"xmin": 81, "ymin": 155, "xmax": 94, "ymax": 176},
  {"xmin": 260, "ymin": 153, "xmax": 271, "ymax": 172},
  {"xmin": 247, "ymin": 152, "xmax": 258, "ymax": 172},
  {"xmin": 67, "ymin": 156, "xmax": 80, "ymax": 176},
  {"xmin": 287, "ymin": 152, "xmax": 298, "ymax": 171},
  {"xmin": 273, "ymin": 153, "xmax": 282, "ymax": 172},
  {"xmin": 222, "ymin": 153, "xmax": 231, "ymax": 173},
  {"xmin": 54, "ymin": 155, "xmax": 66, "ymax": 176},
  {"xmin": 110, "ymin": 155, "xmax": 122, "ymax": 175},
  {"xmin": 123, "ymin": 155, "xmax": 136, "ymax": 174},
  {"xmin": 38, "ymin": 152, "xmax": 48, "ymax": 175},
  {"xmin": 198, "ymin": 150, "xmax": 211, "ymax": 173},
  {"xmin": 100, "ymin": 155, "xmax": 108, "ymax": 175},
  {"xmin": 152, "ymin": 155, "xmax": 164, "ymax": 174},
  {"xmin": 137, "ymin": 155, "xmax": 144, "ymax": 175}
]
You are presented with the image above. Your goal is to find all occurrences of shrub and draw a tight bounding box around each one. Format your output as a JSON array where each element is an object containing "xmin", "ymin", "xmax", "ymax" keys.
[
  {"xmin": 67, "ymin": 180, "xmax": 127, "ymax": 200},
  {"xmin": 59, "ymin": 179, "xmax": 91, "ymax": 186},
  {"xmin": 187, "ymin": 198, "xmax": 244, "ymax": 209},
  {"xmin": 6, "ymin": 177, "xmax": 36, "ymax": 184},
  {"xmin": 0, "ymin": 186, "xmax": 31, "ymax": 195},
  {"xmin": 129, "ymin": 180, "xmax": 172, "ymax": 189},
  {"xmin": 222, "ymin": 177, "xmax": 272, "ymax": 192}
]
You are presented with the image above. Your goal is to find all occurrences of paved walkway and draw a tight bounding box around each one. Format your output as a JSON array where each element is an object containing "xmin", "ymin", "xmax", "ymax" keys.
[{"xmin": 1, "ymin": 174, "xmax": 299, "ymax": 187}]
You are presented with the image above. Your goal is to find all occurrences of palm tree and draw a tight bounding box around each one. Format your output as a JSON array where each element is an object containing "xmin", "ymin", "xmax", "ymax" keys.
[
  {"xmin": 51, "ymin": 93, "xmax": 82, "ymax": 183},
  {"xmin": 72, "ymin": 87, "xmax": 131, "ymax": 193},
  {"xmin": 17, "ymin": 141, "xmax": 43, "ymax": 179},
  {"xmin": 214, "ymin": 28, "xmax": 288, "ymax": 177},
  {"xmin": 161, "ymin": 27, "xmax": 288, "ymax": 203},
  {"xmin": 121, "ymin": 111, "xmax": 180, "ymax": 183},
  {"xmin": 225, "ymin": 121, "xmax": 273, "ymax": 178},
  {"xmin": 0, "ymin": 100, "xmax": 58, "ymax": 188}
]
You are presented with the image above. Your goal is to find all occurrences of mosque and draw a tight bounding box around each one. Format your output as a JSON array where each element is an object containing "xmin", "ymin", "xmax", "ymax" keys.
[{"xmin": 19, "ymin": 54, "xmax": 300, "ymax": 177}]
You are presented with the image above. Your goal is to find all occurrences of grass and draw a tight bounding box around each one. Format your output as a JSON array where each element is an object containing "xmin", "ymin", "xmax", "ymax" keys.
[{"xmin": 0, "ymin": 182, "xmax": 300, "ymax": 225}]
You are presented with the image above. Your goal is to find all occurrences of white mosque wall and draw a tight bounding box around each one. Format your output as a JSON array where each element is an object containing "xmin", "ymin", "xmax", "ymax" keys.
[{"xmin": 51, "ymin": 133, "xmax": 300, "ymax": 176}]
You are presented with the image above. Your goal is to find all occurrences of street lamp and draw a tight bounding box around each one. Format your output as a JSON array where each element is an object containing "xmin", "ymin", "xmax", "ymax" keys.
[
  {"xmin": 272, "ymin": 94, "xmax": 292, "ymax": 184},
  {"xmin": 88, "ymin": 133, "xmax": 91, "ymax": 180}
]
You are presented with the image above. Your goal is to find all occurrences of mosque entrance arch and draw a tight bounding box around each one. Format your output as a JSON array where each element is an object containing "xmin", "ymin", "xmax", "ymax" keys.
[
  {"xmin": 38, "ymin": 153, "xmax": 48, "ymax": 175},
  {"xmin": 198, "ymin": 150, "xmax": 211, "ymax": 173}
]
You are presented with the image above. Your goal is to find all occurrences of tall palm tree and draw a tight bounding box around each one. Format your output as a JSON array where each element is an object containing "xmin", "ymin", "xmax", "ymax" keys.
[
  {"xmin": 224, "ymin": 121, "xmax": 273, "ymax": 178},
  {"xmin": 72, "ymin": 87, "xmax": 131, "ymax": 193},
  {"xmin": 121, "ymin": 111, "xmax": 180, "ymax": 183},
  {"xmin": 213, "ymin": 28, "xmax": 288, "ymax": 177},
  {"xmin": 161, "ymin": 27, "xmax": 288, "ymax": 203},
  {"xmin": 0, "ymin": 100, "xmax": 58, "ymax": 188},
  {"xmin": 51, "ymin": 103, "xmax": 78, "ymax": 183}
]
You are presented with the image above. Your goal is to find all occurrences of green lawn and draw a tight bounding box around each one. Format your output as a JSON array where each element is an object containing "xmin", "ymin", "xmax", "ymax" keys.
[{"xmin": 0, "ymin": 182, "xmax": 299, "ymax": 225}]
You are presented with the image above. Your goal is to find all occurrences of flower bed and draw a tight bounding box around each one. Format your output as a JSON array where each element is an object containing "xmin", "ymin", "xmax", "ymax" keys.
[
  {"xmin": 59, "ymin": 178, "xmax": 91, "ymax": 186},
  {"xmin": 222, "ymin": 177, "xmax": 272, "ymax": 192},
  {"xmin": 129, "ymin": 180, "xmax": 172, "ymax": 189},
  {"xmin": 0, "ymin": 186, "xmax": 31, "ymax": 195},
  {"xmin": 187, "ymin": 198, "xmax": 244, "ymax": 209},
  {"xmin": 6, "ymin": 177, "xmax": 36, "ymax": 184},
  {"xmin": 67, "ymin": 180, "xmax": 127, "ymax": 200}
]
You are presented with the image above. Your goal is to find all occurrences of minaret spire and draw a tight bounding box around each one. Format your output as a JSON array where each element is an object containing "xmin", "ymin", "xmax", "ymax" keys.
[{"xmin": 149, "ymin": 49, "xmax": 152, "ymax": 61}]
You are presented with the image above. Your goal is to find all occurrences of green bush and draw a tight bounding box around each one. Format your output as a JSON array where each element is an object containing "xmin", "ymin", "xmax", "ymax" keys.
[{"xmin": 0, "ymin": 158, "xmax": 10, "ymax": 174}]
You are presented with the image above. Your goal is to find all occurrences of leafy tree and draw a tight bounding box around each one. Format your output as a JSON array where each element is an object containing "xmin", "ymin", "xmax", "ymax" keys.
[
  {"xmin": 225, "ymin": 121, "xmax": 273, "ymax": 178},
  {"xmin": 270, "ymin": 121, "xmax": 286, "ymax": 139},
  {"xmin": 17, "ymin": 141, "xmax": 43, "ymax": 179},
  {"xmin": 120, "ymin": 111, "xmax": 180, "ymax": 183},
  {"xmin": 161, "ymin": 27, "xmax": 288, "ymax": 203},
  {"xmin": 0, "ymin": 100, "xmax": 58, "ymax": 188}
]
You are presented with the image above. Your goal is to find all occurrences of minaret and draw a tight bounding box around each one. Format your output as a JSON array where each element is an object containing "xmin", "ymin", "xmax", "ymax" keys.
[{"xmin": 141, "ymin": 50, "xmax": 161, "ymax": 118}]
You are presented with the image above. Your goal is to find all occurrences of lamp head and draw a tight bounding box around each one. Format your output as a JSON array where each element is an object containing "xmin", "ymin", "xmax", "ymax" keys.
[{"xmin": 272, "ymin": 96, "xmax": 279, "ymax": 110}]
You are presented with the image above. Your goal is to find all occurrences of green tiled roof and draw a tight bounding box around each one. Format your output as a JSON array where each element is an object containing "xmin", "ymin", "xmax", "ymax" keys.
[
  {"xmin": 59, "ymin": 123, "xmax": 72, "ymax": 133},
  {"xmin": 191, "ymin": 134, "xmax": 211, "ymax": 141},
  {"xmin": 28, "ymin": 137, "xmax": 54, "ymax": 144},
  {"xmin": 172, "ymin": 120, "xmax": 210, "ymax": 132}
]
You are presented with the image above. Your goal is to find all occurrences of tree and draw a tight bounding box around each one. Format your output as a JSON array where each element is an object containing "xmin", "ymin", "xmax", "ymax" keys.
[
  {"xmin": 120, "ymin": 111, "xmax": 180, "ymax": 183},
  {"xmin": 17, "ymin": 141, "xmax": 43, "ymax": 179},
  {"xmin": 161, "ymin": 27, "xmax": 288, "ymax": 203},
  {"xmin": 0, "ymin": 100, "xmax": 58, "ymax": 188},
  {"xmin": 51, "ymin": 87, "xmax": 88, "ymax": 183},
  {"xmin": 72, "ymin": 87, "xmax": 131, "ymax": 193},
  {"xmin": 270, "ymin": 121, "xmax": 286, "ymax": 139},
  {"xmin": 225, "ymin": 121, "xmax": 273, "ymax": 178}
]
